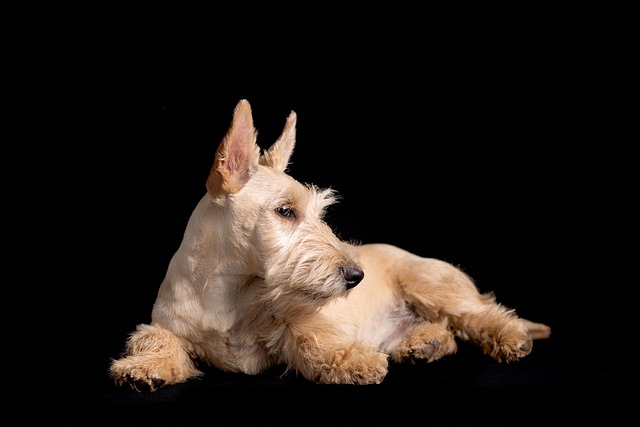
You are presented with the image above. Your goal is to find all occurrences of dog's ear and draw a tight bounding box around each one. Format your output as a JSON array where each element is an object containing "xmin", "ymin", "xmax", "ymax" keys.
[
  {"xmin": 259, "ymin": 110, "xmax": 296, "ymax": 172},
  {"xmin": 206, "ymin": 99, "xmax": 261, "ymax": 198}
]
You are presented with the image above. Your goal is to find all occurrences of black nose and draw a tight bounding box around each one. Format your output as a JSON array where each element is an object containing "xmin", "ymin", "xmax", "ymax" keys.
[{"xmin": 342, "ymin": 266, "xmax": 364, "ymax": 289}]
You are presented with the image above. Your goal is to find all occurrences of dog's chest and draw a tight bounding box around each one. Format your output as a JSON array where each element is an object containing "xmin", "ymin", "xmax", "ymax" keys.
[{"xmin": 201, "ymin": 276, "xmax": 261, "ymax": 332}]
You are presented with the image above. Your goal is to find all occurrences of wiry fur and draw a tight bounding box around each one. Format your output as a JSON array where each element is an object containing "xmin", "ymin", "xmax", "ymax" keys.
[{"xmin": 109, "ymin": 99, "xmax": 551, "ymax": 391}]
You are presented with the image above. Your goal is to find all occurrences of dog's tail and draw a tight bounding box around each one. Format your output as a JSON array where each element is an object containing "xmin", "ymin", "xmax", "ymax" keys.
[{"xmin": 520, "ymin": 319, "xmax": 551, "ymax": 340}]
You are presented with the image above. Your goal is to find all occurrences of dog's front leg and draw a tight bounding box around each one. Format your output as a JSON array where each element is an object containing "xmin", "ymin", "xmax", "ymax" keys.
[
  {"xmin": 284, "ymin": 325, "xmax": 389, "ymax": 385},
  {"xmin": 109, "ymin": 323, "xmax": 202, "ymax": 392}
]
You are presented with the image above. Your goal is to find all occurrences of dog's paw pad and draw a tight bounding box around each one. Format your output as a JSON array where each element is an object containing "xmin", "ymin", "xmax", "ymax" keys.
[
  {"xmin": 125, "ymin": 375, "xmax": 166, "ymax": 392},
  {"xmin": 131, "ymin": 378, "xmax": 152, "ymax": 393}
]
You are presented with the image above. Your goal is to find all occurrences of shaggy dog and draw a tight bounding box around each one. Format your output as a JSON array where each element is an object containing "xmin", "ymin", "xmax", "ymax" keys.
[{"xmin": 109, "ymin": 99, "xmax": 551, "ymax": 391}]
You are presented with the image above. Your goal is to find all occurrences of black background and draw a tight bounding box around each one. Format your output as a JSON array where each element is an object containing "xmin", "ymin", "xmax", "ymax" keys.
[{"xmin": 24, "ymin": 2, "xmax": 635, "ymax": 424}]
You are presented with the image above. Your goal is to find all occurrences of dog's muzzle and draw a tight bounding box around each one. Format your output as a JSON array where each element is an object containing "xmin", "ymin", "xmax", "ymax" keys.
[{"xmin": 342, "ymin": 266, "xmax": 364, "ymax": 289}]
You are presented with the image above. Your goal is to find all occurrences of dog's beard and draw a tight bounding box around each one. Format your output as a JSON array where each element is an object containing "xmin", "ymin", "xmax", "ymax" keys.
[
  {"xmin": 259, "ymin": 283, "xmax": 351, "ymax": 321},
  {"xmin": 298, "ymin": 279, "xmax": 354, "ymax": 302},
  {"xmin": 262, "ymin": 277, "xmax": 351, "ymax": 304}
]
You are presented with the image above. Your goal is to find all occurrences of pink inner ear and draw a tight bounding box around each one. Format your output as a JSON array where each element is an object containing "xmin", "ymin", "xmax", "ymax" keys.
[
  {"xmin": 226, "ymin": 140, "xmax": 246, "ymax": 173},
  {"xmin": 226, "ymin": 115, "xmax": 254, "ymax": 173}
]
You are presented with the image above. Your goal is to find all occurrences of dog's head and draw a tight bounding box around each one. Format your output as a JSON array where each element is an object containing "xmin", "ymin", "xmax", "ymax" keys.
[{"xmin": 204, "ymin": 99, "xmax": 364, "ymax": 305}]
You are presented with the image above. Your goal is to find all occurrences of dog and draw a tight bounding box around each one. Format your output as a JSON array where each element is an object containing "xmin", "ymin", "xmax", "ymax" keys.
[{"xmin": 109, "ymin": 99, "xmax": 551, "ymax": 391}]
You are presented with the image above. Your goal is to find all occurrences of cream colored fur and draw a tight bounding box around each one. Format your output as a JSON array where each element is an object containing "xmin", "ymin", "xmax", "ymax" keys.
[{"xmin": 109, "ymin": 99, "xmax": 551, "ymax": 391}]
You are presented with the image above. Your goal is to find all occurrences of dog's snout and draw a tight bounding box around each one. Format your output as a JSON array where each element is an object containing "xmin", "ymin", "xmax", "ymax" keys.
[{"xmin": 342, "ymin": 266, "xmax": 364, "ymax": 289}]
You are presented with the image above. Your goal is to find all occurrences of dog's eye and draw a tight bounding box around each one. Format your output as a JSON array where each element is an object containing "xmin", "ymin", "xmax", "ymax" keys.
[{"xmin": 276, "ymin": 206, "xmax": 296, "ymax": 219}]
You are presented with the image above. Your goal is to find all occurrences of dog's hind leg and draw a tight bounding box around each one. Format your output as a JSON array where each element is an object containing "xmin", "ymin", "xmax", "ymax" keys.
[
  {"xmin": 399, "ymin": 257, "xmax": 549, "ymax": 362},
  {"xmin": 359, "ymin": 244, "xmax": 550, "ymax": 363},
  {"xmin": 109, "ymin": 323, "xmax": 202, "ymax": 392}
]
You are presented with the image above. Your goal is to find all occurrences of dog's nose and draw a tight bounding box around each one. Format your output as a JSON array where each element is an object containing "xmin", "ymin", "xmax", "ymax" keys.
[{"xmin": 342, "ymin": 266, "xmax": 364, "ymax": 289}]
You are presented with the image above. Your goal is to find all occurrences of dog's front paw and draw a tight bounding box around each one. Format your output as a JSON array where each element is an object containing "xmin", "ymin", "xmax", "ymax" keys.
[
  {"xmin": 109, "ymin": 354, "xmax": 199, "ymax": 392},
  {"xmin": 317, "ymin": 344, "xmax": 389, "ymax": 385},
  {"xmin": 109, "ymin": 356, "xmax": 169, "ymax": 392}
]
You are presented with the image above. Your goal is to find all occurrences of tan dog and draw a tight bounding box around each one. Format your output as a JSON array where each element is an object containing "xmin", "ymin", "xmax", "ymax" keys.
[{"xmin": 109, "ymin": 99, "xmax": 551, "ymax": 391}]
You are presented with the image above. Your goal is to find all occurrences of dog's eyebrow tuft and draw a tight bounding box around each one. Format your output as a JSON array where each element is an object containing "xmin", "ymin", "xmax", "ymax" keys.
[
  {"xmin": 301, "ymin": 185, "xmax": 339, "ymax": 219},
  {"xmin": 312, "ymin": 186, "xmax": 339, "ymax": 206}
]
